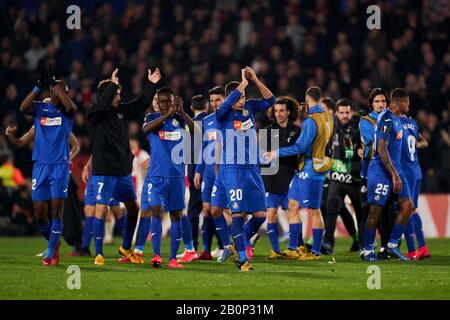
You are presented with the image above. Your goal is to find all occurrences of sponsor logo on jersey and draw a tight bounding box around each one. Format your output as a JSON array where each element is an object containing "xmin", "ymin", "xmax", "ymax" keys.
[
  {"xmin": 233, "ymin": 118, "xmax": 253, "ymax": 131},
  {"xmin": 159, "ymin": 131, "xmax": 182, "ymax": 141},
  {"xmin": 40, "ymin": 116, "xmax": 62, "ymax": 126}
]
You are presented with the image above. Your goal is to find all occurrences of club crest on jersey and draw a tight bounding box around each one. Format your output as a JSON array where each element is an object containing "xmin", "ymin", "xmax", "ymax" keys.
[
  {"xmin": 396, "ymin": 130, "xmax": 403, "ymax": 140},
  {"xmin": 243, "ymin": 109, "xmax": 249, "ymax": 117},
  {"xmin": 40, "ymin": 116, "xmax": 62, "ymax": 126},
  {"xmin": 375, "ymin": 195, "xmax": 380, "ymax": 201},
  {"xmin": 232, "ymin": 202, "xmax": 238, "ymax": 209},
  {"xmin": 207, "ymin": 131, "xmax": 216, "ymax": 141},
  {"xmin": 96, "ymin": 195, "xmax": 102, "ymax": 201},
  {"xmin": 172, "ymin": 119, "xmax": 179, "ymax": 126}
]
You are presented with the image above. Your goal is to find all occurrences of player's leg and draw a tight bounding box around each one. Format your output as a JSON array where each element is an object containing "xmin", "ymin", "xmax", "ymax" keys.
[
  {"xmin": 31, "ymin": 163, "xmax": 52, "ymax": 250},
  {"xmin": 198, "ymin": 177, "xmax": 216, "ymax": 259},
  {"xmin": 363, "ymin": 203, "xmax": 384, "ymax": 260},
  {"xmin": 168, "ymin": 210, "xmax": 184, "ymax": 268},
  {"xmin": 110, "ymin": 203, "xmax": 125, "ymax": 238},
  {"xmin": 81, "ymin": 205, "xmax": 95, "ymax": 254},
  {"xmin": 281, "ymin": 198, "xmax": 302, "ymax": 259},
  {"xmin": 323, "ymin": 181, "xmax": 344, "ymax": 254},
  {"xmin": 266, "ymin": 205, "xmax": 282, "ymax": 258},
  {"xmin": 347, "ymin": 185, "xmax": 364, "ymax": 252},
  {"xmin": 403, "ymin": 175, "xmax": 418, "ymax": 257},
  {"xmin": 114, "ymin": 175, "xmax": 139, "ymax": 258},
  {"xmin": 90, "ymin": 175, "xmax": 117, "ymax": 264},
  {"xmin": 411, "ymin": 179, "xmax": 430, "ymax": 259},
  {"xmin": 187, "ymin": 177, "xmax": 202, "ymax": 251},
  {"xmin": 149, "ymin": 205, "xmax": 164, "ymax": 268},
  {"xmin": 104, "ymin": 209, "xmax": 115, "ymax": 245},
  {"xmin": 34, "ymin": 201, "xmax": 50, "ymax": 241}
]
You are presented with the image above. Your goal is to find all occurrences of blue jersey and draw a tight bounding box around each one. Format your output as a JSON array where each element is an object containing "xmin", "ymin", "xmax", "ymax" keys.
[
  {"xmin": 144, "ymin": 112, "xmax": 187, "ymax": 177},
  {"xmin": 278, "ymin": 105, "xmax": 327, "ymax": 180},
  {"xmin": 400, "ymin": 116, "xmax": 422, "ymax": 180},
  {"xmin": 195, "ymin": 112, "xmax": 219, "ymax": 179},
  {"xmin": 216, "ymin": 89, "xmax": 275, "ymax": 168},
  {"xmin": 33, "ymin": 101, "xmax": 73, "ymax": 164},
  {"xmin": 370, "ymin": 108, "xmax": 403, "ymax": 173}
]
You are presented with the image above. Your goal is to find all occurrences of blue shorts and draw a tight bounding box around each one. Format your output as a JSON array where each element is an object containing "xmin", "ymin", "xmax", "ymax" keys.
[
  {"xmin": 201, "ymin": 175, "xmax": 216, "ymax": 203},
  {"xmin": 141, "ymin": 176, "xmax": 185, "ymax": 212},
  {"xmin": 32, "ymin": 163, "xmax": 70, "ymax": 201},
  {"xmin": 212, "ymin": 166, "xmax": 266, "ymax": 214},
  {"xmin": 84, "ymin": 178, "xmax": 120, "ymax": 207},
  {"xmin": 89, "ymin": 175, "xmax": 136, "ymax": 205},
  {"xmin": 287, "ymin": 174, "xmax": 324, "ymax": 209},
  {"xmin": 266, "ymin": 192, "xmax": 288, "ymax": 210},
  {"xmin": 367, "ymin": 169, "xmax": 411, "ymax": 206}
]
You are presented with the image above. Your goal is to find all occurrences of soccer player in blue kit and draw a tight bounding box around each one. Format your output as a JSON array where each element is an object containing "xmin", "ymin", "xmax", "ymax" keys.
[
  {"xmin": 214, "ymin": 66, "xmax": 276, "ymax": 271},
  {"xmin": 264, "ymin": 87, "xmax": 334, "ymax": 261},
  {"xmin": 363, "ymin": 88, "xmax": 415, "ymax": 261},
  {"xmin": 193, "ymin": 86, "xmax": 234, "ymax": 262},
  {"xmin": 399, "ymin": 106, "xmax": 430, "ymax": 260},
  {"xmin": 19, "ymin": 67, "xmax": 76, "ymax": 266},
  {"xmin": 138, "ymin": 87, "xmax": 195, "ymax": 269}
]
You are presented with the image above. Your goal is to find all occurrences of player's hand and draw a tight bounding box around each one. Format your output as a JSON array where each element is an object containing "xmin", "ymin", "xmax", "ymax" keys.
[
  {"xmin": 241, "ymin": 68, "xmax": 249, "ymax": 86},
  {"xmin": 174, "ymin": 96, "xmax": 183, "ymax": 113},
  {"xmin": 263, "ymin": 150, "xmax": 277, "ymax": 162},
  {"xmin": 392, "ymin": 172, "xmax": 403, "ymax": 193},
  {"xmin": 141, "ymin": 158, "xmax": 150, "ymax": 171},
  {"xmin": 194, "ymin": 173, "xmax": 202, "ymax": 189},
  {"xmin": 148, "ymin": 67, "xmax": 161, "ymax": 84},
  {"xmin": 47, "ymin": 65, "xmax": 57, "ymax": 87},
  {"xmin": 111, "ymin": 68, "xmax": 119, "ymax": 85},
  {"xmin": 36, "ymin": 65, "xmax": 49, "ymax": 90},
  {"xmin": 82, "ymin": 163, "xmax": 90, "ymax": 184},
  {"xmin": 5, "ymin": 125, "xmax": 17, "ymax": 136},
  {"xmin": 244, "ymin": 66, "xmax": 257, "ymax": 82},
  {"xmin": 167, "ymin": 104, "xmax": 177, "ymax": 117}
]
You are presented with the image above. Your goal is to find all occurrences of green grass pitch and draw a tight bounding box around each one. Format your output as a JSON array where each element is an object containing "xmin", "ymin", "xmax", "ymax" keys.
[{"xmin": 0, "ymin": 236, "xmax": 449, "ymax": 299}]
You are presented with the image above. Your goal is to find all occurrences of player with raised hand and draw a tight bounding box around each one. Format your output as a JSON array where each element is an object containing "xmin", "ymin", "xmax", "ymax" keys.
[
  {"xmin": 214, "ymin": 66, "xmax": 276, "ymax": 271},
  {"xmin": 19, "ymin": 65, "xmax": 77, "ymax": 266},
  {"xmin": 138, "ymin": 88, "xmax": 195, "ymax": 269},
  {"xmin": 362, "ymin": 88, "xmax": 415, "ymax": 261},
  {"xmin": 86, "ymin": 67, "xmax": 160, "ymax": 266},
  {"xmin": 264, "ymin": 87, "xmax": 334, "ymax": 261}
]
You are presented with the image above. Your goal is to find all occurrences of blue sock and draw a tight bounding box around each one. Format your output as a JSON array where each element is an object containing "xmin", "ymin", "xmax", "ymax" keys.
[
  {"xmin": 46, "ymin": 219, "xmax": 62, "ymax": 259},
  {"xmin": 201, "ymin": 216, "xmax": 214, "ymax": 252},
  {"xmin": 169, "ymin": 221, "xmax": 182, "ymax": 260},
  {"xmin": 231, "ymin": 216, "xmax": 247, "ymax": 262},
  {"xmin": 122, "ymin": 212, "xmax": 138, "ymax": 250},
  {"xmin": 297, "ymin": 223, "xmax": 304, "ymax": 247},
  {"xmin": 389, "ymin": 223, "xmax": 407, "ymax": 246},
  {"xmin": 151, "ymin": 217, "xmax": 162, "ymax": 256},
  {"xmin": 288, "ymin": 223, "xmax": 301, "ymax": 250},
  {"xmin": 115, "ymin": 216, "xmax": 125, "ymax": 237},
  {"xmin": 93, "ymin": 218, "xmax": 105, "ymax": 256},
  {"xmin": 38, "ymin": 223, "xmax": 51, "ymax": 241},
  {"xmin": 267, "ymin": 223, "xmax": 280, "ymax": 252},
  {"xmin": 81, "ymin": 217, "xmax": 94, "ymax": 249},
  {"xmin": 412, "ymin": 213, "xmax": 426, "ymax": 248},
  {"xmin": 364, "ymin": 227, "xmax": 377, "ymax": 251},
  {"xmin": 244, "ymin": 216, "xmax": 265, "ymax": 248},
  {"xmin": 312, "ymin": 228, "xmax": 324, "ymax": 255},
  {"xmin": 213, "ymin": 215, "xmax": 230, "ymax": 246},
  {"xmin": 181, "ymin": 215, "xmax": 194, "ymax": 251},
  {"xmin": 405, "ymin": 217, "xmax": 416, "ymax": 253},
  {"xmin": 135, "ymin": 217, "xmax": 151, "ymax": 252}
]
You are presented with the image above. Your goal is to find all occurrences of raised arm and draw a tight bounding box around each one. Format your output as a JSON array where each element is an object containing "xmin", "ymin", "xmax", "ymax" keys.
[
  {"xmin": 86, "ymin": 69, "xmax": 119, "ymax": 123},
  {"xmin": 216, "ymin": 69, "xmax": 248, "ymax": 121},
  {"xmin": 5, "ymin": 126, "xmax": 35, "ymax": 148},
  {"xmin": 174, "ymin": 96, "xmax": 196, "ymax": 133},
  {"xmin": 69, "ymin": 133, "xmax": 80, "ymax": 160},
  {"xmin": 121, "ymin": 68, "xmax": 161, "ymax": 119},
  {"xmin": 142, "ymin": 107, "xmax": 176, "ymax": 134},
  {"xmin": 20, "ymin": 67, "xmax": 48, "ymax": 114},
  {"xmin": 52, "ymin": 82, "xmax": 77, "ymax": 115}
]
